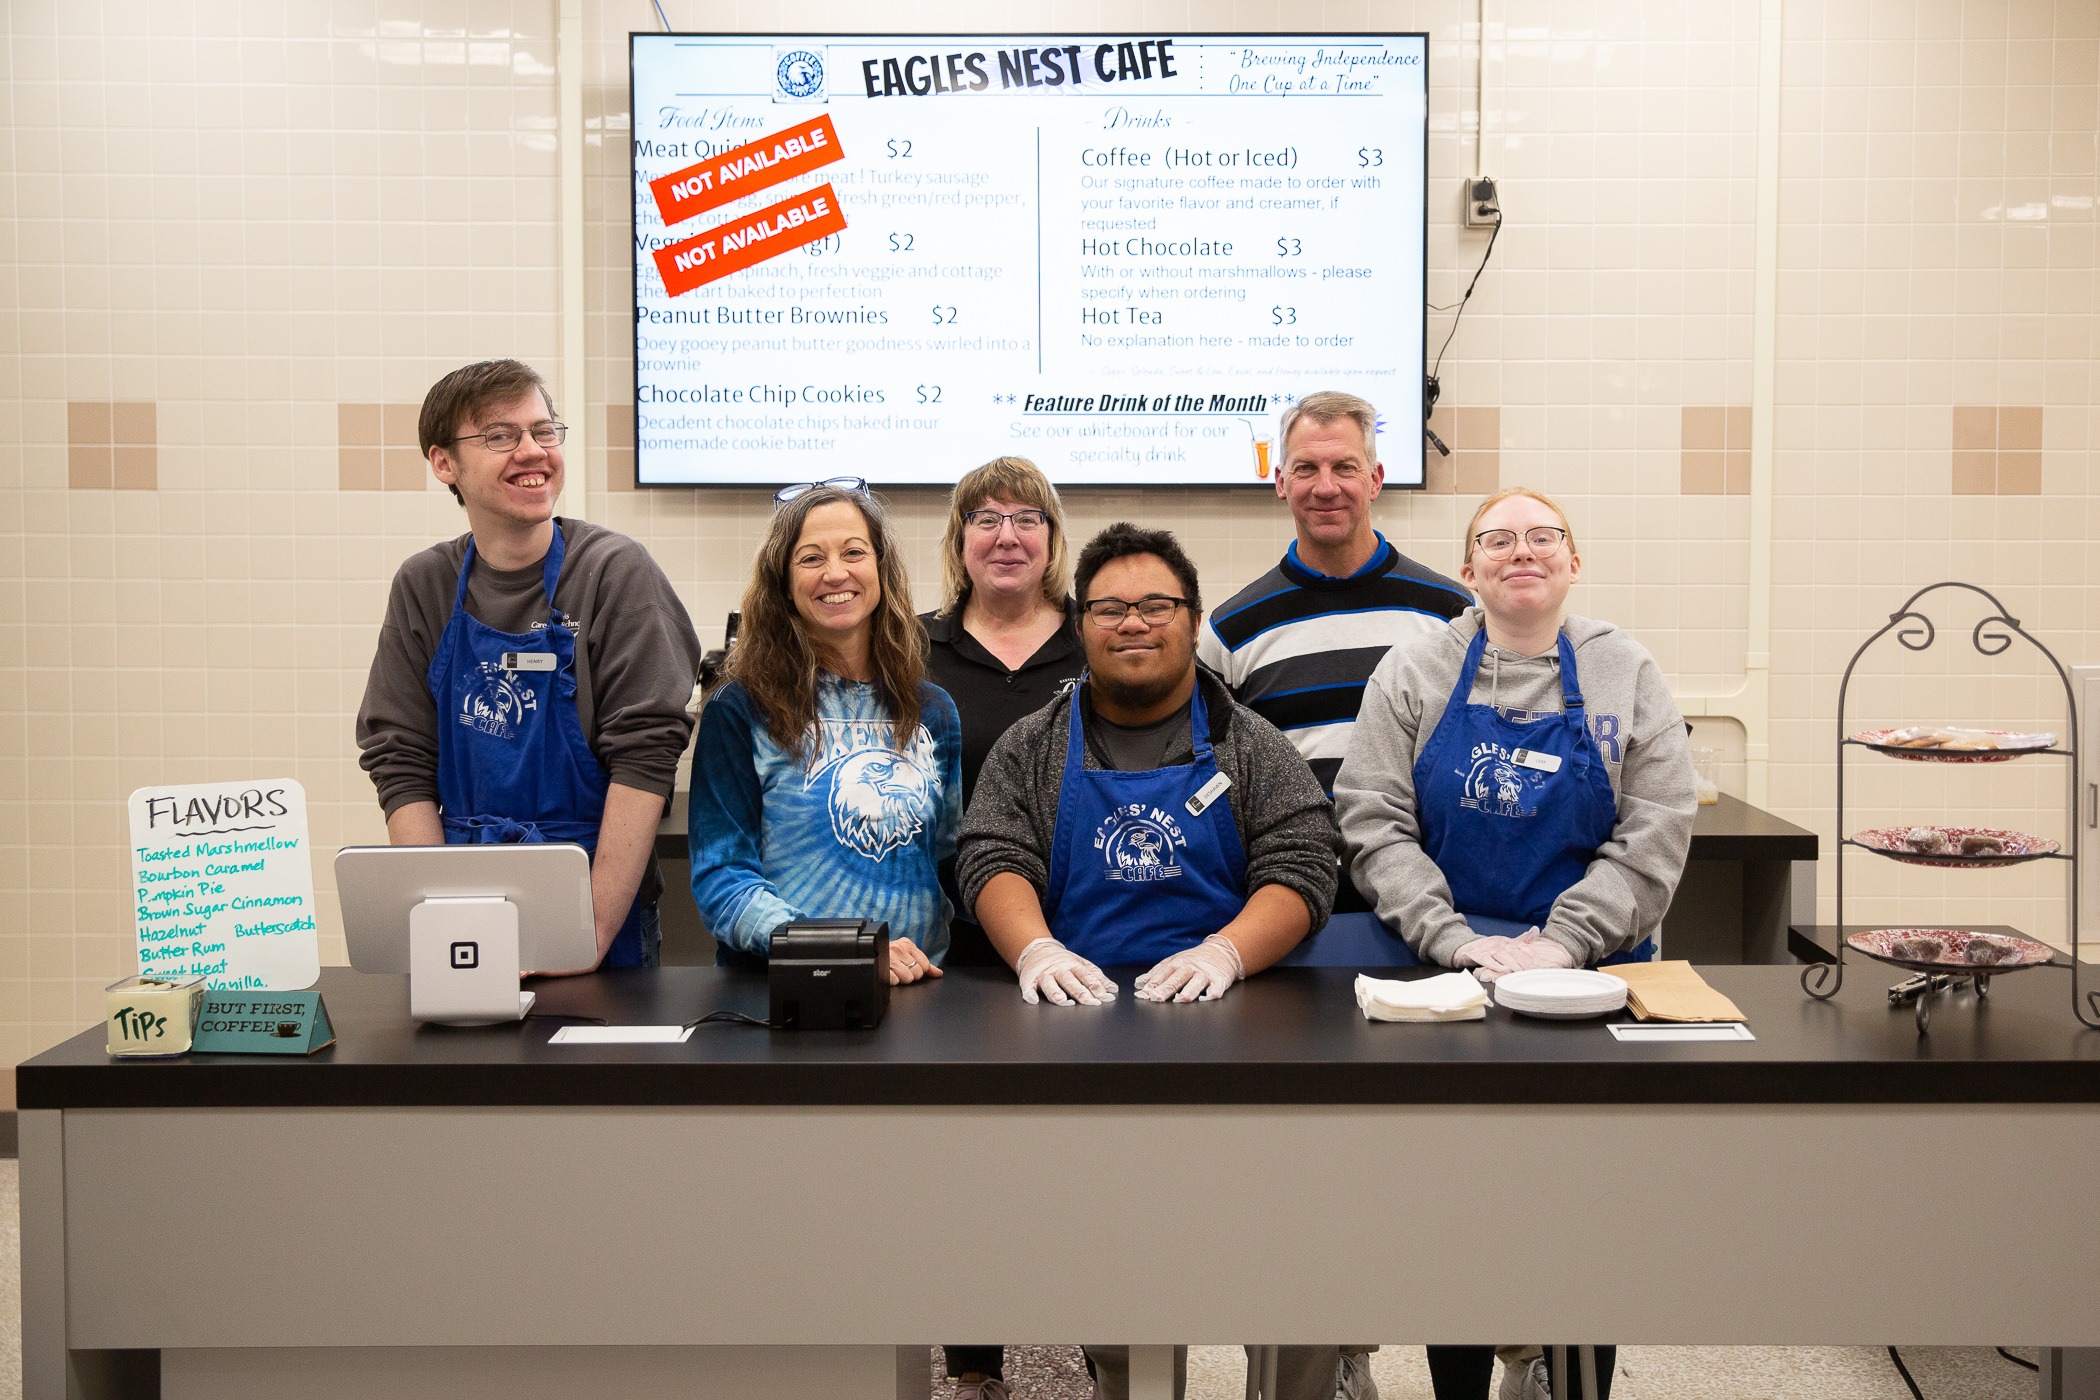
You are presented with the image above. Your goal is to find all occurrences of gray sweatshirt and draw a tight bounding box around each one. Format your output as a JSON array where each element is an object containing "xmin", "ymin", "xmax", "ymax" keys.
[
  {"xmin": 1334, "ymin": 608, "xmax": 1696, "ymax": 968},
  {"xmin": 958, "ymin": 668, "xmax": 1340, "ymax": 931},
  {"xmin": 356, "ymin": 519, "xmax": 703, "ymax": 816}
]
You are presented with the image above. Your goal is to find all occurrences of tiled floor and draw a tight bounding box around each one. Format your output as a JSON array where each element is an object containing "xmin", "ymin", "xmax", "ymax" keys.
[
  {"xmin": 923, "ymin": 1343, "xmax": 2041, "ymax": 1400},
  {"xmin": 0, "ymin": 1159, "xmax": 2039, "ymax": 1400}
]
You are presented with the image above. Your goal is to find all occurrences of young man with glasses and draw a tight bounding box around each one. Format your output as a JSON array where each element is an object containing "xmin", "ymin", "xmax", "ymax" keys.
[
  {"xmin": 356, "ymin": 359, "xmax": 703, "ymax": 969},
  {"xmin": 956, "ymin": 522, "xmax": 1343, "ymax": 1400}
]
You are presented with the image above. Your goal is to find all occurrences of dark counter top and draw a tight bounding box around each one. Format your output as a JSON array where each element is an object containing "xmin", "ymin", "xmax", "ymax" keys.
[
  {"xmin": 1689, "ymin": 793, "xmax": 1818, "ymax": 861},
  {"xmin": 20, "ymin": 962, "xmax": 2098, "ymax": 1110}
]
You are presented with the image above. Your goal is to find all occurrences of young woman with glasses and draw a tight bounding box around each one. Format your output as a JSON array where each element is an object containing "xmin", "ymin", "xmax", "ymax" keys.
[
  {"xmin": 686, "ymin": 483, "xmax": 962, "ymax": 983},
  {"xmin": 1332, "ymin": 487, "xmax": 1697, "ymax": 1400}
]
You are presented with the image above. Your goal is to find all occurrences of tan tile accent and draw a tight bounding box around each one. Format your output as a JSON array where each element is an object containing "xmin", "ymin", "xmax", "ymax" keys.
[
  {"xmin": 67, "ymin": 400, "xmax": 155, "ymax": 490},
  {"xmin": 112, "ymin": 445, "xmax": 157, "ymax": 491},
  {"xmin": 1951, "ymin": 404, "xmax": 1996, "ymax": 450},
  {"xmin": 1681, "ymin": 405, "xmax": 1725, "ymax": 450},
  {"xmin": 336, "ymin": 446, "xmax": 382, "ymax": 492},
  {"xmin": 1996, "ymin": 449, "xmax": 2041, "ymax": 495},
  {"xmin": 68, "ymin": 442, "xmax": 113, "ymax": 490},
  {"xmin": 1724, "ymin": 406, "xmax": 1751, "ymax": 450},
  {"xmin": 1951, "ymin": 449, "xmax": 1997, "ymax": 495},
  {"xmin": 337, "ymin": 402, "xmax": 427, "ymax": 491},
  {"xmin": 605, "ymin": 403, "xmax": 635, "ymax": 492},
  {"xmin": 68, "ymin": 400, "xmax": 111, "ymax": 444},
  {"xmin": 382, "ymin": 403, "xmax": 425, "ymax": 491},
  {"xmin": 337, "ymin": 402, "xmax": 381, "ymax": 443},
  {"xmin": 1681, "ymin": 450, "xmax": 1726, "ymax": 495},
  {"xmin": 1681, "ymin": 406, "xmax": 1750, "ymax": 496},
  {"xmin": 1997, "ymin": 405, "xmax": 2042, "ymax": 451},
  {"xmin": 1421, "ymin": 404, "xmax": 1499, "ymax": 495},
  {"xmin": 1949, "ymin": 405, "xmax": 2045, "ymax": 495}
]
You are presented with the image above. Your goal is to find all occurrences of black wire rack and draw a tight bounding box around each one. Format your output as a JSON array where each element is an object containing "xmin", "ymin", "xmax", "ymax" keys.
[{"xmin": 1800, "ymin": 582, "xmax": 2091, "ymax": 1031}]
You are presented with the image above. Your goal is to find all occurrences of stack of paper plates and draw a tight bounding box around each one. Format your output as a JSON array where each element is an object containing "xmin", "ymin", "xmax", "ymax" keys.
[{"xmin": 1492, "ymin": 968, "xmax": 1629, "ymax": 1019}]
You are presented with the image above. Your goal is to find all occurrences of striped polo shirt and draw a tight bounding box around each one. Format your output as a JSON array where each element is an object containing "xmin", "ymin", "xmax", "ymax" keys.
[{"xmin": 1197, "ymin": 535, "xmax": 1471, "ymax": 794}]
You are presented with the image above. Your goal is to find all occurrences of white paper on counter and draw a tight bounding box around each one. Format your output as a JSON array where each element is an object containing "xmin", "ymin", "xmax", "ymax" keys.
[
  {"xmin": 1608, "ymin": 1022, "xmax": 1755, "ymax": 1042},
  {"xmin": 548, "ymin": 1025, "xmax": 695, "ymax": 1044}
]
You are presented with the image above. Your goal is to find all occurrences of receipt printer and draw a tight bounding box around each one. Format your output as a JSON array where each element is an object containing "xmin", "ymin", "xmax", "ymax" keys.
[{"xmin": 769, "ymin": 919, "xmax": 890, "ymax": 1030}]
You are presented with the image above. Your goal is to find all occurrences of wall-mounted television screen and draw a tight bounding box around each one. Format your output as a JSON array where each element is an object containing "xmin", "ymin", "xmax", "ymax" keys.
[{"xmin": 631, "ymin": 32, "xmax": 1428, "ymax": 488}]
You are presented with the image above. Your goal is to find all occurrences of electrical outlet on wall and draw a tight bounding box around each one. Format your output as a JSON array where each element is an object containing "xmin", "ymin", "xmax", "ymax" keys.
[{"xmin": 1463, "ymin": 176, "xmax": 1501, "ymax": 228}]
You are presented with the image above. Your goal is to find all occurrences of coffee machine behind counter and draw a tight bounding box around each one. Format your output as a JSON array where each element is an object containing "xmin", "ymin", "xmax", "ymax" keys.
[{"xmin": 698, "ymin": 610, "xmax": 740, "ymax": 700}]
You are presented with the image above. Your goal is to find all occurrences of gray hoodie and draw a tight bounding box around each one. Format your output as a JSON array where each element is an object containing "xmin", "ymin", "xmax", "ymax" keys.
[{"xmin": 1334, "ymin": 608, "xmax": 1696, "ymax": 968}]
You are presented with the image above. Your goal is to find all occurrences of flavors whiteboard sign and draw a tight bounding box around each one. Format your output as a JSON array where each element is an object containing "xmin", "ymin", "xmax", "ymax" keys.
[{"xmin": 128, "ymin": 780, "xmax": 320, "ymax": 991}]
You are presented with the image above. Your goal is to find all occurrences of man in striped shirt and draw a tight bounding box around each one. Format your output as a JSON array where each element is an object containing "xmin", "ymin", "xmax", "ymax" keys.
[{"xmin": 1198, "ymin": 389, "xmax": 1470, "ymax": 798}]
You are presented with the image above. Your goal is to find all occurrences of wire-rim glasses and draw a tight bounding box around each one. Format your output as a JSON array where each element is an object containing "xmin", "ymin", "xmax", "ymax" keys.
[
  {"xmin": 1473, "ymin": 526, "xmax": 1568, "ymax": 560},
  {"xmin": 963, "ymin": 508, "xmax": 1049, "ymax": 534},
  {"xmin": 774, "ymin": 476, "xmax": 868, "ymax": 506},
  {"xmin": 452, "ymin": 423, "xmax": 568, "ymax": 452}
]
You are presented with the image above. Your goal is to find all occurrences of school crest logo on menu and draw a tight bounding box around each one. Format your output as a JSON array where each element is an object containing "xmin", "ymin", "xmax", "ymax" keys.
[
  {"xmin": 806, "ymin": 719, "xmax": 940, "ymax": 862},
  {"xmin": 1094, "ymin": 802, "xmax": 1187, "ymax": 882},
  {"xmin": 1458, "ymin": 741, "xmax": 1543, "ymax": 820},
  {"xmin": 458, "ymin": 662, "xmax": 538, "ymax": 740},
  {"xmin": 776, "ymin": 49, "xmax": 825, "ymax": 100}
]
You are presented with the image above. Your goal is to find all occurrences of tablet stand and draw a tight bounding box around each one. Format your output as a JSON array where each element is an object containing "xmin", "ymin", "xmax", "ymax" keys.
[{"xmin": 408, "ymin": 896, "xmax": 535, "ymax": 1026}]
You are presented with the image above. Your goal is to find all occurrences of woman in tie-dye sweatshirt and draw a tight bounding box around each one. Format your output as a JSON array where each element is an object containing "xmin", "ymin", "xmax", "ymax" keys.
[{"xmin": 687, "ymin": 482, "xmax": 962, "ymax": 978}]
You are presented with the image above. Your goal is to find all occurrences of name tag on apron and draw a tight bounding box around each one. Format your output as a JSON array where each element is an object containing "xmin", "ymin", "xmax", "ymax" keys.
[
  {"xmin": 501, "ymin": 651, "xmax": 558, "ymax": 672},
  {"xmin": 1511, "ymin": 747, "xmax": 1562, "ymax": 774},
  {"xmin": 1185, "ymin": 771, "xmax": 1232, "ymax": 816}
]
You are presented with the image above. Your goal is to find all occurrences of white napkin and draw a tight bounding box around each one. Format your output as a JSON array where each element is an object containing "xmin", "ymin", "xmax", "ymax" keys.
[{"xmin": 1355, "ymin": 970, "xmax": 1489, "ymax": 1023}]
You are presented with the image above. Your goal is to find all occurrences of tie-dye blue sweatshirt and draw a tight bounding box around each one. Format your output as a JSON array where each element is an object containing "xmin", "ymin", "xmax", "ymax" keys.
[{"xmin": 688, "ymin": 674, "xmax": 962, "ymax": 961}]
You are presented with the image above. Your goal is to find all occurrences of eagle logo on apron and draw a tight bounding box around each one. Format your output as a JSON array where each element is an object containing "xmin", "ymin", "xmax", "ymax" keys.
[
  {"xmin": 1094, "ymin": 803, "xmax": 1187, "ymax": 882},
  {"xmin": 456, "ymin": 661, "xmax": 538, "ymax": 740},
  {"xmin": 1458, "ymin": 741, "xmax": 1543, "ymax": 820}
]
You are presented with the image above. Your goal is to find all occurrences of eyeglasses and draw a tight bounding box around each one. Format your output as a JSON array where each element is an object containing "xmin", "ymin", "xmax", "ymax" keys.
[
  {"xmin": 1473, "ymin": 526, "xmax": 1568, "ymax": 561},
  {"xmin": 1083, "ymin": 595, "xmax": 1192, "ymax": 629},
  {"xmin": 451, "ymin": 422, "xmax": 567, "ymax": 452},
  {"xmin": 963, "ymin": 508, "xmax": 1049, "ymax": 534},
  {"xmin": 774, "ymin": 476, "xmax": 867, "ymax": 506}
]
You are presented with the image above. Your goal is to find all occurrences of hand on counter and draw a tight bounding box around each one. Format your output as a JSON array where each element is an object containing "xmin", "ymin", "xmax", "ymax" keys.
[
  {"xmin": 1454, "ymin": 928, "xmax": 1574, "ymax": 984},
  {"xmin": 1015, "ymin": 936, "xmax": 1118, "ymax": 1006},
  {"xmin": 1134, "ymin": 933, "xmax": 1245, "ymax": 1004},
  {"xmin": 888, "ymin": 936, "xmax": 943, "ymax": 986}
]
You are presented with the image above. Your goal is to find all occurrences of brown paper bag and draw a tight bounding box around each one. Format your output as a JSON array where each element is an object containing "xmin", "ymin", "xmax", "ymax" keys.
[{"xmin": 1610, "ymin": 960, "xmax": 1746, "ymax": 1022}]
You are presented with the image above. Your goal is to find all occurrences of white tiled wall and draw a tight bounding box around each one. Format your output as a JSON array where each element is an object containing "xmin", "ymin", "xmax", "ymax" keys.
[{"xmin": 3, "ymin": 0, "xmax": 2097, "ymax": 1100}]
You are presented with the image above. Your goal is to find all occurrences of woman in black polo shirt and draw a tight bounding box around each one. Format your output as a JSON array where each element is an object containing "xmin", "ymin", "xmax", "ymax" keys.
[
  {"xmin": 920, "ymin": 455, "xmax": 1082, "ymax": 1400},
  {"xmin": 923, "ymin": 456, "xmax": 1085, "ymax": 809}
]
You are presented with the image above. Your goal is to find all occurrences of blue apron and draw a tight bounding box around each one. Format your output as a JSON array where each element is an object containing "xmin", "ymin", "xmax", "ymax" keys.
[
  {"xmin": 1042, "ymin": 683, "xmax": 1248, "ymax": 968},
  {"xmin": 426, "ymin": 526, "xmax": 650, "ymax": 968},
  {"xmin": 1412, "ymin": 628, "xmax": 1654, "ymax": 966}
]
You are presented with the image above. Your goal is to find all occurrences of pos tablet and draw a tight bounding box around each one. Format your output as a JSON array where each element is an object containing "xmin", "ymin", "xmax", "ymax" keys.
[{"xmin": 336, "ymin": 844, "xmax": 600, "ymax": 1026}]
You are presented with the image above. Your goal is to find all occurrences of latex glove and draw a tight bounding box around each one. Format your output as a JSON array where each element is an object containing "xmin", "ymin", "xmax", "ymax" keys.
[
  {"xmin": 1452, "ymin": 935, "xmax": 1524, "ymax": 983},
  {"xmin": 1134, "ymin": 933, "xmax": 1245, "ymax": 1003},
  {"xmin": 887, "ymin": 936, "xmax": 943, "ymax": 986},
  {"xmin": 1499, "ymin": 928, "xmax": 1576, "ymax": 974},
  {"xmin": 1015, "ymin": 936, "xmax": 1118, "ymax": 1006}
]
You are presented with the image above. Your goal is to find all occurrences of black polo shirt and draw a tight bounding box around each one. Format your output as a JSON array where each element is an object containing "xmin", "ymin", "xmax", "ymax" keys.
[{"xmin": 921, "ymin": 603, "xmax": 1085, "ymax": 807}]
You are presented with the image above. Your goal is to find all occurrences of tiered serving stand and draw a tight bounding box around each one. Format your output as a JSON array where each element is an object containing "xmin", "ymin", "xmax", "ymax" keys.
[{"xmin": 1801, "ymin": 582, "xmax": 2091, "ymax": 1031}]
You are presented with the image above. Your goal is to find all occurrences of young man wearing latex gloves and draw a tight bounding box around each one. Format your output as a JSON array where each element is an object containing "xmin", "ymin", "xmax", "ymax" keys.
[
  {"xmin": 957, "ymin": 524, "xmax": 1344, "ymax": 1400},
  {"xmin": 357, "ymin": 360, "xmax": 702, "ymax": 970},
  {"xmin": 957, "ymin": 523, "xmax": 1339, "ymax": 1007}
]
